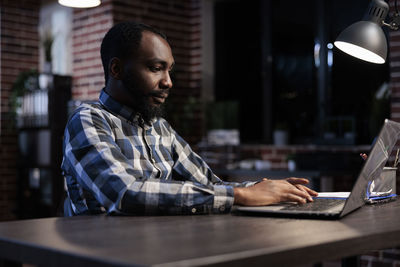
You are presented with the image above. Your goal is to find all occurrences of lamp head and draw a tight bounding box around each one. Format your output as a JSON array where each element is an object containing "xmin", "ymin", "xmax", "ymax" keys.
[
  {"xmin": 334, "ymin": 0, "xmax": 389, "ymax": 64},
  {"xmin": 58, "ymin": 0, "xmax": 101, "ymax": 8}
]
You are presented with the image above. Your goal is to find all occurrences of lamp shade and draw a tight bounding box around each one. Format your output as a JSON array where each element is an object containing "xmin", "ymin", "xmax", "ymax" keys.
[
  {"xmin": 334, "ymin": 21, "xmax": 387, "ymax": 64},
  {"xmin": 58, "ymin": 0, "xmax": 101, "ymax": 8}
]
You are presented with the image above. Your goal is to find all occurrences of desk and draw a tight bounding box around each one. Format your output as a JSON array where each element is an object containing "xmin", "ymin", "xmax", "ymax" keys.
[{"xmin": 0, "ymin": 200, "xmax": 400, "ymax": 267}]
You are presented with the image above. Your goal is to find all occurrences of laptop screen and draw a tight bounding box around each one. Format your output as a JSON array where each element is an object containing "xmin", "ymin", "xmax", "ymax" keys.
[{"xmin": 341, "ymin": 119, "xmax": 400, "ymax": 216}]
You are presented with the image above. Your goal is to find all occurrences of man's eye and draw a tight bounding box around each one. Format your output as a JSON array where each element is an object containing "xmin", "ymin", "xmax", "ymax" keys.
[{"xmin": 150, "ymin": 66, "xmax": 161, "ymax": 72}]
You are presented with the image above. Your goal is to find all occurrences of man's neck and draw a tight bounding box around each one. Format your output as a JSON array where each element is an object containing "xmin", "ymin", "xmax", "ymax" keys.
[{"xmin": 104, "ymin": 80, "xmax": 135, "ymax": 108}]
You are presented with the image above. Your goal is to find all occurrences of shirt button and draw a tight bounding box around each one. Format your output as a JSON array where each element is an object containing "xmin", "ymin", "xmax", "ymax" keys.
[{"xmin": 191, "ymin": 208, "xmax": 196, "ymax": 213}]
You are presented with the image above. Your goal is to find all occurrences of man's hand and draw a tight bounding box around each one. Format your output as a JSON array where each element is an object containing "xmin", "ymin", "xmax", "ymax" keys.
[{"xmin": 233, "ymin": 178, "xmax": 318, "ymax": 206}]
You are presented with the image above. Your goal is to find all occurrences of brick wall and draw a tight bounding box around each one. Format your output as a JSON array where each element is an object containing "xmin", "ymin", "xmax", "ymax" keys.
[
  {"xmin": 72, "ymin": 0, "xmax": 113, "ymax": 100},
  {"xmin": 0, "ymin": 0, "xmax": 39, "ymax": 221},
  {"xmin": 71, "ymin": 0, "xmax": 204, "ymax": 143},
  {"xmin": 390, "ymin": 0, "xmax": 400, "ymax": 195},
  {"xmin": 391, "ymin": 0, "xmax": 400, "ymax": 121}
]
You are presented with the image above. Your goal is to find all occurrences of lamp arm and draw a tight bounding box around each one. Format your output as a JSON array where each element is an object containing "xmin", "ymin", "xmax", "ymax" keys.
[
  {"xmin": 383, "ymin": 13, "xmax": 400, "ymax": 30},
  {"xmin": 382, "ymin": 21, "xmax": 397, "ymax": 30}
]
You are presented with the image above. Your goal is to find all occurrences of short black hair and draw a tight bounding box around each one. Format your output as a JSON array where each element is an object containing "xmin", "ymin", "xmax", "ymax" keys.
[{"xmin": 100, "ymin": 21, "xmax": 167, "ymax": 84}]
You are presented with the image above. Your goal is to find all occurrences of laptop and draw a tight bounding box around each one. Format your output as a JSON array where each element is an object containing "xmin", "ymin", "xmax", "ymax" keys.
[{"xmin": 236, "ymin": 119, "xmax": 400, "ymax": 219}]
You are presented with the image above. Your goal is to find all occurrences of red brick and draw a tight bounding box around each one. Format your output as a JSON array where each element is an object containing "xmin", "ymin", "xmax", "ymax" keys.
[
  {"xmin": 0, "ymin": 0, "xmax": 39, "ymax": 221},
  {"xmin": 392, "ymin": 0, "xmax": 400, "ymax": 127}
]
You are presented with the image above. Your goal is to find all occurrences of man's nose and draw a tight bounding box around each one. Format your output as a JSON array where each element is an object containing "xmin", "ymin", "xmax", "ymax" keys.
[{"xmin": 160, "ymin": 71, "xmax": 173, "ymax": 89}]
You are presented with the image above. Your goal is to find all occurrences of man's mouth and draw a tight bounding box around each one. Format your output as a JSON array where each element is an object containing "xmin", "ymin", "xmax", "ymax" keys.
[{"xmin": 150, "ymin": 93, "xmax": 168, "ymax": 104}]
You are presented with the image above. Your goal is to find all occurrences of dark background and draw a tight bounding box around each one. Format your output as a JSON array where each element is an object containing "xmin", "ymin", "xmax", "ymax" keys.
[{"xmin": 214, "ymin": 0, "xmax": 390, "ymax": 144}]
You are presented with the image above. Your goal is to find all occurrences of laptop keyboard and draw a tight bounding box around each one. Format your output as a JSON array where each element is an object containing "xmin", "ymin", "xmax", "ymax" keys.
[{"xmin": 281, "ymin": 198, "xmax": 346, "ymax": 211}]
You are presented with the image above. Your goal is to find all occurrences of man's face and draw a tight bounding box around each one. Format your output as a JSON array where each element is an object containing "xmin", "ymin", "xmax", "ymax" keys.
[{"xmin": 121, "ymin": 31, "xmax": 174, "ymax": 122}]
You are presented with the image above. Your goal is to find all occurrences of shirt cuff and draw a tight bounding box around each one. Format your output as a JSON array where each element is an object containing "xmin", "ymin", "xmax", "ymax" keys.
[
  {"xmin": 212, "ymin": 185, "xmax": 234, "ymax": 213},
  {"xmin": 243, "ymin": 181, "xmax": 258, "ymax": 187}
]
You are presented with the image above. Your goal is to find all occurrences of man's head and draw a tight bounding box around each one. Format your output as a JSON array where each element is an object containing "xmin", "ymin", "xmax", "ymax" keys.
[{"xmin": 100, "ymin": 22, "xmax": 174, "ymax": 122}]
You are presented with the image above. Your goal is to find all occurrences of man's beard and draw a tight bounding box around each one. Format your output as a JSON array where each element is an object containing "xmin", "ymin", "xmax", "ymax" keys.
[{"xmin": 122, "ymin": 75, "xmax": 165, "ymax": 124}]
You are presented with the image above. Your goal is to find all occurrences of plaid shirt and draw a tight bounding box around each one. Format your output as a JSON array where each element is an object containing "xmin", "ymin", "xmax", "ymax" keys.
[{"xmin": 62, "ymin": 90, "xmax": 255, "ymax": 215}]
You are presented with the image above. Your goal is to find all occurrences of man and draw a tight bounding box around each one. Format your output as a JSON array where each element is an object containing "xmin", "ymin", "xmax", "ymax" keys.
[{"xmin": 61, "ymin": 21, "xmax": 317, "ymax": 216}]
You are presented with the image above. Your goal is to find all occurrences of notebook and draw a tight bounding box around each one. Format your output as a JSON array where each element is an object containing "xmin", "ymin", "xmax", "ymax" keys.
[{"xmin": 236, "ymin": 119, "xmax": 400, "ymax": 219}]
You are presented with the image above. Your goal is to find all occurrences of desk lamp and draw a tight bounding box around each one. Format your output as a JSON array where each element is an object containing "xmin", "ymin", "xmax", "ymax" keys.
[
  {"xmin": 334, "ymin": 0, "xmax": 400, "ymax": 64},
  {"xmin": 58, "ymin": 0, "xmax": 101, "ymax": 8}
]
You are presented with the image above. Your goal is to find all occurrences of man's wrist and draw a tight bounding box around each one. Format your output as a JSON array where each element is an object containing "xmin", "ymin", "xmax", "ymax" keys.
[{"xmin": 234, "ymin": 187, "xmax": 246, "ymax": 205}]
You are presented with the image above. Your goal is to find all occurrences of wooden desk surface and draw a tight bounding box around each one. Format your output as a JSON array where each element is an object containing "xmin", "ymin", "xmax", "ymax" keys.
[{"xmin": 0, "ymin": 199, "xmax": 400, "ymax": 267}]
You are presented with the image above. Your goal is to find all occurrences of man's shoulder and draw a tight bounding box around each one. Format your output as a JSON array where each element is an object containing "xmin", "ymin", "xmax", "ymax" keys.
[
  {"xmin": 77, "ymin": 101, "xmax": 103, "ymax": 112},
  {"xmin": 68, "ymin": 101, "xmax": 108, "ymax": 124}
]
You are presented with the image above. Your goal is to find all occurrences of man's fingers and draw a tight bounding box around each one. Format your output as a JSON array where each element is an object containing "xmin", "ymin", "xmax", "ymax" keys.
[
  {"xmin": 287, "ymin": 178, "xmax": 317, "ymax": 201},
  {"xmin": 294, "ymin": 184, "xmax": 307, "ymax": 193},
  {"xmin": 294, "ymin": 184, "xmax": 313, "ymax": 202},
  {"xmin": 286, "ymin": 177, "xmax": 309, "ymax": 185},
  {"xmin": 296, "ymin": 184, "xmax": 318, "ymax": 196},
  {"xmin": 304, "ymin": 186, "xmax": 318, "ymax": 196},
  {"xmin": 286, "ymin": 193, "xmax": 307, "ymax": 204}
]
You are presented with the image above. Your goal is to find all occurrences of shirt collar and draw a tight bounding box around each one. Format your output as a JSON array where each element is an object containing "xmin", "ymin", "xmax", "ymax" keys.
[
  {"xmin": 99, "ymin": 89, "xmax": 140, "ymax": 123},
  {"xmin": 98, "ymin": 89, "xmax": 156, "ymax": 126}
]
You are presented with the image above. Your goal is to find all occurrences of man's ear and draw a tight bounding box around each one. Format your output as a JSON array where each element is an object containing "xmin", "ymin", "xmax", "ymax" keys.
[{"xmin": 109, "ymin": 57, "xmax": 123, "ymax": 80}]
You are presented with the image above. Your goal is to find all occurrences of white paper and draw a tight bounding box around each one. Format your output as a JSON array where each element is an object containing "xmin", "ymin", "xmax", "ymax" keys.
[{"xmin": 315, "ymin": 192, "xmax": 350, "ymax": 199}]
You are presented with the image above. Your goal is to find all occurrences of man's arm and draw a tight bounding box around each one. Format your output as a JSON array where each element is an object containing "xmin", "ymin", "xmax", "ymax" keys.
[
  {"xmin": 63, "ymin": 108, "xmax": 233, "ymax": 215},
  {"xmin": 167, "ymin": 122, "xmax": 317, "ymax": 205}
]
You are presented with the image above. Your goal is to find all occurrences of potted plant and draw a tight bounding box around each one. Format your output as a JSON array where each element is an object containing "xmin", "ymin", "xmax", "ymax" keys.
[
  {"xmin": 42, "ymin": 31, "xmax": 53, "ymax": 73},
  {"xmin": 9, "ymin": 69, "xmax": 39, "ymax": 127}
]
